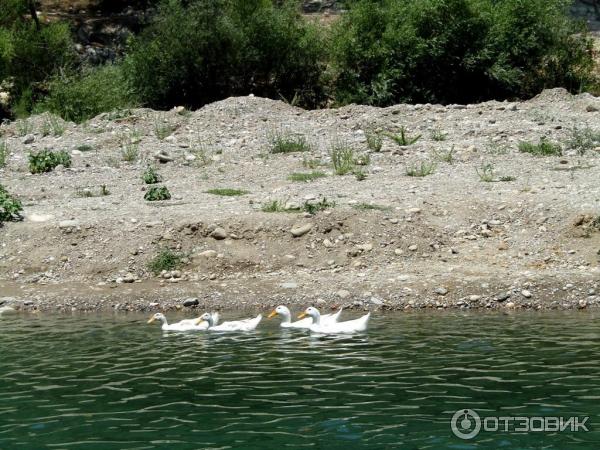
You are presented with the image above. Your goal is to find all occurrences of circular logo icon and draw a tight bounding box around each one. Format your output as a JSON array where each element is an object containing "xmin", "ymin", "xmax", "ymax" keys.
[{"xmin": 451, "ymin": 409, "xmax": 481, "ymax": 440}]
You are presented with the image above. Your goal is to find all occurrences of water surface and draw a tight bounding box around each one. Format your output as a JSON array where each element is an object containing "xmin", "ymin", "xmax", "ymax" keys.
[{"xmin": 1, "ymin": 311, "xmax": 599, "ymax": 449}]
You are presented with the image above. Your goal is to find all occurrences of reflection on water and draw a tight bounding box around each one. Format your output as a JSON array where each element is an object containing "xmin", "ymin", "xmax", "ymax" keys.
[{"xmin": 1, "ymin": 310, "xmax": 600, "ymax": 449}]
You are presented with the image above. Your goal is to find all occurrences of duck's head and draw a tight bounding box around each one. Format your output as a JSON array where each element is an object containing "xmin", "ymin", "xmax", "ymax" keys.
[
  {"xmin": 298, "ymin": 306, "xmax": 320, "ymax": 320},
  {"xmin": 147, "ymin": 313, "xmax": 166, "ymax": 324},
  {"xmin": 194, "ymin": 312, "xmax": 213, "ymax": 327},
  {"xmin": 268, "ymin": 305, "xmax": 291, "ymax": 319}
]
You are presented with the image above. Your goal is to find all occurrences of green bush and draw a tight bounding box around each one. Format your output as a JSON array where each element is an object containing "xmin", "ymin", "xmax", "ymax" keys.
[
  {"xmin": 142, "ymin": 165, "xmax": 162, "ymax": 184},
  {"xmin": 329, "ymin": 0, "xmax": 595, "ymax": 106},
  {"xmin": 148, "ymin": 248, "xmax": 182, "ymax": 274},
  {"xmin": 0, "ymin": 2, "xmax": 75, "ymax": 118},
  {"xmin": 28, "ymin": 149, "xmax": 72, "ymax": 174},
  {"xmin": 144, "ymin": 185, "xmax": 171, "ymax": 201},
  {"xmin": 37, "ymin": 64, "xmax": 135, "ymax": 123},
  {"xmin": 0, "ymin": 184, "xmax": 22, "ymax": 223},
  {"xmin": 124, "ymin": 0, "xmax": 325, "ymax": 109}
]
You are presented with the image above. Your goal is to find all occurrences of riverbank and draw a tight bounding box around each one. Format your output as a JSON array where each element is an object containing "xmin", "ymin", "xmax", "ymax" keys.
[{"xmin": 1, "ymin": 89, "xmax": 600, "ymax": 313}]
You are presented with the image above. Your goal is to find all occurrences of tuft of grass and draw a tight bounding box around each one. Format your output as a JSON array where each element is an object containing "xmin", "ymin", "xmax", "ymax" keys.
[
  {"xmin": 476, "ymin": 163, "xmax": 495, "ymax": 182},
  {"xmin": 406, "ymin": 160, "xmax": 436, "ymax": 177},
  {"xmin": 268, "ymin": 130, "xmax": 311, "ymax": 154},
  {"xmin": 148, "ymin": 248, "xmax": 182, "ymax": 275},
  {"xmin": 262, "ymin": 200, "xmax": 286, "ymax": 212},
  {"xmin": 352, "ymin": 202, "xmax": 391, "ymax": 211},
  {"xmin": 206, "ymin": 188, "xmax": 248, "ymax": 196},
  {"xmin": 353, "ymin": 168, "xmax": 367, "ymax": 181},
  {"xmin": 142, "ymin": 166, "xmax": 162, "ymax": 184},
  {"xmin": 365, "ymin": 130, "xmax": 383, "ymax": 152},
  {"xmin": 41, "ymin": 115, "xmax": 65, "ymax": 137},
  {"xmin": 499, "ymin": 175, "xmax": 516, "ymax": 182},
  {"xmin": 288, "ymin": 171, "xmax": 327, "ymax": 182},
  {"xmin": 154, "ymin": 117, "xmax": 176, "ymax": 140},
  {"xmin": 431, "ymin": 128, "xmax": 447, "ymax": 141},
  {"xmin": 144, "ymin": 186, "xmax": 171, "ymax": 201},
  {"xmin": 432, "ymin": 146, "xmax": 455, "ymax": 164},
  {"xmin": 330, "ymin": 141, "xmax": 355, "ymax": 175},
  {"xmin": 28, "ymin": 150, "xmax": 71, "ymax": 174},
  {"xmin": 565, "ymin": 126, "xmax": 600, "ymax": 155},
  {"xmin": 0, "ymin": 140, "xmax": 8, "ymax": 168},
  {"xmin": 302, "ymin": 156, "xmax": 323, "ymax": 169},
  {"xmin": 518, "ymin": 137, "xmax": 562, "ymax": 156},
  {"xmin": 16, "ymin": 119, "xmax": 33, "ymax": 137},
  {"xmin": 0, "ymin": 184, "xmax": 23, "ymax": 223},
  {"xmin": 386, "ymin": 127, "xmax": 421, "ymax": 146},
  {"xmin": 76, "ymin": 185, "xmax": 111, "ymax": 197}
]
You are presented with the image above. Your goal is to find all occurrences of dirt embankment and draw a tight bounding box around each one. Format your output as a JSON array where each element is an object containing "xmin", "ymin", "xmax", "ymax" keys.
[{"xmin": 1, "ymin": 88, "xmax": 600, "ymax": 313}]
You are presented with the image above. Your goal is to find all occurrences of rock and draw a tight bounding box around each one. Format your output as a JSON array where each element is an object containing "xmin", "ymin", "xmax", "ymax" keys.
[
  {"xmin": 210, "ymin": 227, "xmax": 227, "ymax": 240},
  {"xmin": 434, "ymin": 287, "xmax": 448, "ymax": 296},
  {"xmin": 337, "ymin": 289, "xmax": 351, "ymax": 299},
  {"xmin": 0, "ymin": 306, "xmax": 16, "ymax": 315},
  {"xmin": 165, "ymin": 135, "xmax": 176, "ymax": 143},
  {"xmin": 521, "ymin": 289, "xmax": 532, "ymax": 298},
  {"xmin": 58, "ymin": 220, "xmax": 79, "ymax": 229},
  {"xmin": 22, "ymin": 134, "xmax": 34, "ymax": 144},
  {"xmin": 280, "ymin": 282, "xmax": 298, "ymax": 289},
  {"xmin": 469, "ymin": 295, "xmax": 481, "ymax": 302},
  {"xmin": 149, "ymin": 302, "xmax": 159, "ymax": 307},
  {"xmin": 586, "ymin": 104, "xmax": 598, "ymax": 112},
  {"xmin": 505, "ymin": 301, "xmax": 515, "ymax": 308},
  {"xmin": 122, "ymin": 273, "xmax": 136, "ymax": 283},
  {"xmin": 198, "ymin": 250, "xmax": 218, "ymax": 258},
  {"xmin": 394, "ymin": 249, "xmax": 403, "ymax": 255},
  {"xmin": 495, "ymin": 292, "xmax": 511, "ymax": 302},
  {"xmin": 170, "ymin": 270, "xmax": 182, "ymax": 279},
  {"xmin": 369, "ymin": 297, "xmax": 383, "ymax": 305},
  {"xmin": 579, "ymin": 299, "xmax": 587, "ymax": 308},
  {"xmin": 356, "ymin": 243, "xmax": 373, "ymax": 252},
  {"xmin": 290, "ymin": 223, "xmax": 313, "ymax": 237},
  {"xmin": 498, "ymin": 241, "xmax": 509, "ymax": 250},
  {"xmin": 183, "ymin": 298, "xmax": 199, "ymax": 307},
  {"xmin": 154, "ymin": 151, "xmax": 174, "ymax": 163},
  {"xmin": 408, "ymin": 244, "xmax": 418, "ymax": 251}
]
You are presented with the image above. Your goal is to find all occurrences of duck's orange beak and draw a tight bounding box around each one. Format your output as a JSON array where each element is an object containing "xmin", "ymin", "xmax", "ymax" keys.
[
  {"xmin": 297, "ymin": 312, "xmax": 307, "ymax": 319},
  {"xmin": 267, "ymin": 310, "xmax": 278, "ymax": 319},
  {"xmin": 147, "ymin": 317, "xmax": 155, "ymax": 324}
]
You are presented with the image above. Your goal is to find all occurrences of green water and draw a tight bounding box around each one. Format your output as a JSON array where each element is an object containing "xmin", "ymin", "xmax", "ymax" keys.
[{"xmin": 1, "ymin": 311, "xmax": 600, "ymax": 449}]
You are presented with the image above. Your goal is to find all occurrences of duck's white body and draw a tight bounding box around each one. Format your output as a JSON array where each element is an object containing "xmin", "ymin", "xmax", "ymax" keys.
[
  {"xmin": 197, "ymin": 313, "xmax": 262, "ymax": 332},
  {"xmin": 300, "ymin": 307, "xmax": 370, "ymax": 334},
  {"xmin": 268, "ymin": 305, "xmax": 343, "ymax": 329},
  {"xmin": 148, "ymin": 312, "xmax": 219, "ymax": 331}
]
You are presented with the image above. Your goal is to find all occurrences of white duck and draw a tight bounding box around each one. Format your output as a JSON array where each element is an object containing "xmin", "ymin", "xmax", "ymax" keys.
[
  {"xmin": 195, "ymin": 312, "xmax": 262, "ymax": 332},
  {"xmin": 298, "ymin": 307, "xmax": 370, "ymax": 334},
  {"xmin": 267, "ymin": 305, "xmax": 343, "ymax": 329},
  {"xmin": 147, "ymin": 312, "xmax": 219, "ymax": 331}
]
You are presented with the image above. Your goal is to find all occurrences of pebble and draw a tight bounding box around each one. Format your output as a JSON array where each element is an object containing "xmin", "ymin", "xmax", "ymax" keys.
[
  {"xmin": 197, "ymin": 250, "xmax": 218, "ymax": 258},
  {"xmin": 337, "ymin": 289, "xmax": 351, "ymax": 299},
  {"xmin": 496, "ymin": 292, "xmax": 511, "ymax": 302},
  {"xmin": 290, "ymin": 223, "xmax": 313, "ymax": 237},
  {"xmin": 280, "ymin": 282, "xmax": 298, "ymax": 289},
  {"xmin": 183, "ymin": 298, "xmax": 199, "ymax": 307},
  {"xmin": 434, "ymin": 287, "xmax": 448, "ymax": 296},
  {"xmin": 408, "ymin": 244, "xmax": 418, "ymax": 251},
  {"xmin": 210, "ymin": 227, "xmax": 227, "ymax": 240},
  {"xmin": 22, "ymin": 134, "xmax": 34, "ymax": 144},
  {"xmin": 521, "ymin": 289, "xmax": 532, "ymax": 298}
]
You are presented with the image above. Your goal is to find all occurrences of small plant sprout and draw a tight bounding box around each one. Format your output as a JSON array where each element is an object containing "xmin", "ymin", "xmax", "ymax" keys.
[
  {"xmin": 476, "ymin": 163, "xmax": 495, "ymax": 182},
  {"xmin": 154, "ymin": 116, "xmax": 176, "ymax": 140},
  {"xmin": 16, "ymin": 119, "xmax": 33, "ymax": 137},
  {"xmin": 431, "ymin": 128, "xmax": 447, "ymax": 141},
  {"xmin": 386, "ymin": 126, "xmax": 421, "ymax": 146},
  {"xmin": 406, "ymin": 160, "xmax": 436, "ymax": 177},
  {"xmin": 330, "ymin": 140, "xmax": 355, "ymax": 175},
  {"xmin": 43, "ymin": 115, "xmax": 65, "ymax": 137},
  {"xmin": 268, "ymin": 129, "xmax": 311, "ymax": 154},
  {"xmin": 120, "ymin": 131, "xmax": 140, "ymax": 162},
  {"xmin": 0, "ymin": 140, "xmax": 8, "ymax": 167},
  {"xmin": 302, "ymin": 198, "xmax": 335, "ymax": 215},
  {"xmin": 365, "ymin": 130, "xmax": 383, "ymax": 152},
  {"xmin": 353, "ymin": 168, "xmax": 367, "ymax": 181},
  {"xmin": 206, "ymin": 188, "xmax": 248, "ymax": 196},
  {"xmin": 433, "ymin": 146, "xmax": 455, "ymax": 164},
  {"xmin": 0, "ymin": 184, "xmax": 23, "ymax": 223},
  {"xmin": 261, "ymin": 200, "xmax": 286, "ymax": 212},
  {"xmin": 302, "ymin": 156, "xmax": 322, "ymax": 169},
  {"xmin": 142, "ymin": 166, "xmax": 162, "ymax": 184},
  {"xmin": 518, "ymin": 137, "xmax": 562, "ymax": 156}
]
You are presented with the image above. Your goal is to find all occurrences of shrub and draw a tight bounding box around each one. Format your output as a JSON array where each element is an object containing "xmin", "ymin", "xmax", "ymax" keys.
[
  {"xmin": 37, "ymin": 64, "xmax": 135, "ymax": 123},
  {"xmin": 365, "ymin": 130, "xmax": 382, "ymax": 152},
  {"xmin": 148, "ymin": 248, "xmax": 182, "ymax": 274},
  {"xmin": 0, "ymin": 140, "xmax": 7, "ymax": 167},
  {"xmin": 303, "ymin": 198, "xmax": 334, "ymax": 214},
  {"xmin": 0, "ymin": 184, "xmax": 23, "ymax": 223},
  {"xmin": 124, "ymin": 0, "xmax": 325, "ymax": 110},
  {"xmin": 144, "ymin": 186, "xmax": 171, "ymax": 201},
  {"xmin": 329, "ymin": 0, "xmax": 595, "ymax": 106},
  {"xmin": 406, "ymin": 160, "xmax": 436, "ymax": 177},
  {"xmin": 518, "ymin": 138, "xmax": 562, "ymax": 156},
  {"xmin": 28, "ymin": 149, "xmax": 71, "ymax": 174},
  {"xmin": 566, "ymin": 127, "xmax": 600, "ymax": 155},
  {"xmin": 142, "ymin": 166, "xmax": 162, "ymax": 184},
  {"xmin": 330, "ymin": 141, "xmax": 355, "ymax": 175},
  {"xmin": 385, "ymin": 127, "xmax": 421, "ymax": 146}
]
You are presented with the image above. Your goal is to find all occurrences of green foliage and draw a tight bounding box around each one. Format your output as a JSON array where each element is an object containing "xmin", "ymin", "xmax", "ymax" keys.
[
  {"xmin": 0, "ymin": 140, "xmax": 7, "ymax": 167},
  {"xmin": 37, "ymin": 64, "xmax": 135, "ymax": 123},
  {"xmin": 330, "ymin": 141, "xmax": 355, "ymax": 175},
  {"xmin": 144, "ymin": 185, "xmax": 171, "ymax": 201},
  {"xmin": 288, "ymin": 171, "xmax": 327, "ymax": 182},
  {"xmin": 41, "ymin": 115, "xmax": 65, "ymax": 136},
  {"xmin": 303, "ymin": 198, "xmax": 335, "ymax": 215},
  {"xmin": 566, "ymin": 127, "xmax": 600, "ymax": 155},
  {"xmin": 329, "ymin": 0, "xmax": 595, "ymax": 106},
  {"xmin": 262, "ymin": 199, "xmax": 286, "ymax": 212},
  {"xmin": 15, "ymin": 119, "xmax": 32, "ymax": 136},
  {"xmin": 476, "ymin": 163, "xmax": 495, "ymax": 182},
  {"xmin": 269, "ymin": 130, "xmax": 311, "ymax": 154},
  {"xmin": 154, "ymin": 117, "xmax": 175, "ymax": 140},
  {"xmin": 0, "ymin": 2, "xmax": 75, "ymax": 117},
  {"xmin": 406, "ymin": 160, "xmax": 436, "ymax": 177},
  {"xmin": 385, "ymin": 127, "xmax": 421, "ymax": 146},
  {"xmin": 431, "ymin": 129, "xmax": 447, "ymax": 141},
  {"xmin": 518, "ymin": 138, "xmax": 562, "ymax": 156},
  {"xmin": 148, "ymin": 248, "xmax": 182, "ymax": 274},
  {"xmin": 124, "ymin": 0, "xmax": 325, "ymax": 110},
  {"xmin": 365, "ymin": 130, "xmax": 382, "ymax": 152},
  {"xmin": 0, "ymin": 184, "xmax": 22, "ymax": 223},
  {"xmin": 28, "ymin": 149, "xmax": 71, "ymax": 174},
  {"xmin": 142, "ymin": 166, "xmax": 162, "ymax": 184},
  {"xmin": 206, "ymin": 188, "xmax": 248, "ymax": 196},
  {"xmin": 352, "ymin": 202, "xmax": 391, "ymax": 211}
]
